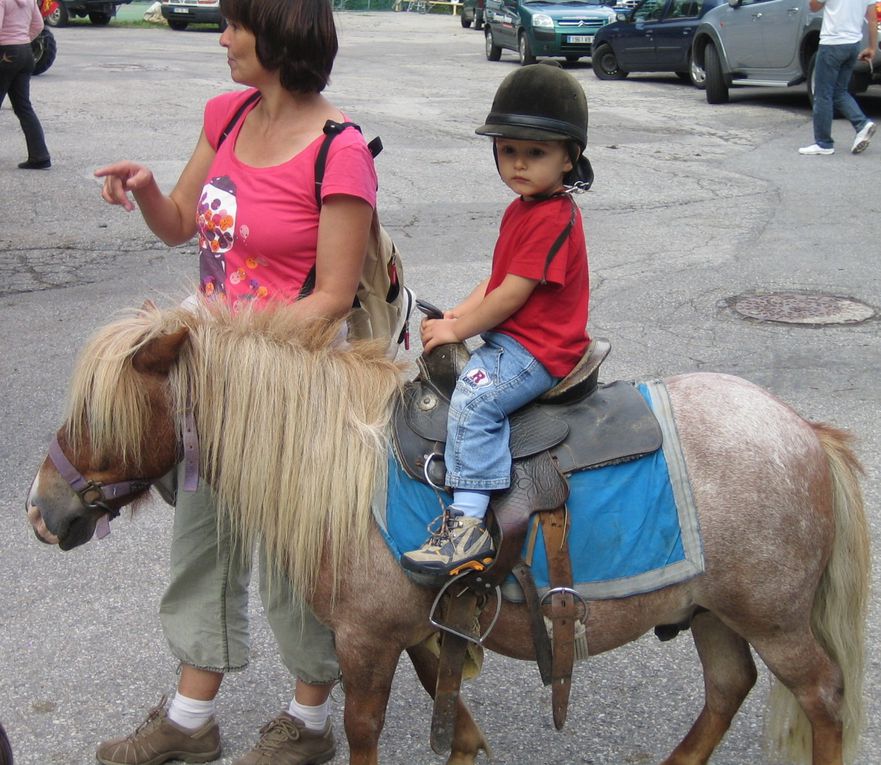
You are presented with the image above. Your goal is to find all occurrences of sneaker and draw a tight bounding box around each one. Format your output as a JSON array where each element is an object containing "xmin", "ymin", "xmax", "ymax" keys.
[
  {"xmin": 852, "ymin": 121, "xmax": 876, "ymax": 154},
  {"xmin": 400, "ymin": 509, "xmax": 495, "ymax": 576},
  {"xmin": 232, "ymin": 713, "xmax": 335, "ymax": 765},
  {"xmin": 798, "ymin": 144, "xmax": 834, "ymax": 155},
  {"xmin": 95, "ymin": 697, "xmax": 221, "ymax": 765}
]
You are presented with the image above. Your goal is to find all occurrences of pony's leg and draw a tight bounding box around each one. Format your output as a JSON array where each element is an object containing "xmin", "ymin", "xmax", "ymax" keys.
[
  {"xmin": 661, "ymin": 612, "xmax": 757, "ymax": 765},
  {"xmin": 405, "ymin": 641, "xmax": 491, "ymax": 765},
  {"xmin": 337, "ymin": 640, "xmax": 401, "ymax": 765},
  {"xmin": 751, "ymin": 630, "xmax": 845, "ymax": 765}
]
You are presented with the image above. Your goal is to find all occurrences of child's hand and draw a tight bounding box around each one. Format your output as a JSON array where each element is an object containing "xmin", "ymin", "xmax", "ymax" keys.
[{"xmin": 421, "ymin": 318, "xmax": 460, "ymax": 353}]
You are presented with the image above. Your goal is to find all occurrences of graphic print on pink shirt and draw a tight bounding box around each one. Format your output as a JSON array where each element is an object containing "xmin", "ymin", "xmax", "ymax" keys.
[{"xmin": 198, "ymin": 176, "xmax": 237, "ymax": 297}]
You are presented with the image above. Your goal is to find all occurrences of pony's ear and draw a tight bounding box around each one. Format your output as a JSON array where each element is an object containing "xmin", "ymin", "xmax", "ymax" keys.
[{"xmin": 132, "ymin": 327, "xmax": 190, "ymax": 377}]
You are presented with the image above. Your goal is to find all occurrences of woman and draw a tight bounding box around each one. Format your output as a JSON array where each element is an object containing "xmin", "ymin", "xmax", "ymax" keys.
[
  {"xmin": 93, "ymin": 0, "xmax": 376, "ymax": 763},
  {"xmin": 0, "ymin": 0, "xmax": 51, "ymax": 170}
]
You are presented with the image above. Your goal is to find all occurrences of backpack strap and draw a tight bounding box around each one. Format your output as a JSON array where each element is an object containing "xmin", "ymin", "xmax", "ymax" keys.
[
  {"xmin": 313, "ymin": 119, "xmax": 382, "ymax": 207},
  {"xmin": 217, "ymin": 90, "xmax": 261, "ymax": 149},
  {"xmin": 299, "ymin": 120, "xmax": 383, "ymax": 300}
]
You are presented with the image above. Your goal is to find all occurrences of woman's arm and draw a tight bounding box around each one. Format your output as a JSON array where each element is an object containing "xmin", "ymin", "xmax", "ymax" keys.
[
  {"xmin": 29, "ymin": 0, "xmax": 44, "ymax": 39},
  {"xmin": 94, "ymin": 130, "xmax": 216, "ymax": 246},
  {"xmin": 288, "ymin": 194, "xmax": 374, "ymax": 321},
  {"xmin": 421, "ymin": 274, "xmax": 537, "ymax": 353}
]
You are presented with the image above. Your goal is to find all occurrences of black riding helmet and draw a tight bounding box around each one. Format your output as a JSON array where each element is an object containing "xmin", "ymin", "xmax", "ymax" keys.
[{"xmin": 476, "ymin": 60, "xmax": 593, "ymax": 191}]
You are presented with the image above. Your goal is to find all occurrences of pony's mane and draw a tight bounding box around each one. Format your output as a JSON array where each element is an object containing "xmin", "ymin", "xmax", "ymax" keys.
[
  {"xmin": 64, "ymin": 304, "xmax": 194, "ymax": 469},
  {"xmin": 68, "ymin": 299, "xmax": 404, "ymax": 597}
]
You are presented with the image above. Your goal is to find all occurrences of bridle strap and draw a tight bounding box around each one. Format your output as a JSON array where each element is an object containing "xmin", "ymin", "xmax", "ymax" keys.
[
  {"xmin": 181, "ymin": 409, "xmax": 200, "ymax": 493},
  {"xmin": 48, "ymin": 437, "xmax": 152, "ymax": 516}
]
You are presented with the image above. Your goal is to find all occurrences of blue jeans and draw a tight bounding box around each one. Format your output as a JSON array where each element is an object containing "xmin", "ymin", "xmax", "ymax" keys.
[
  {"xmin": 445, "ymin": 332, "xmax": 558, "ymax": 491},
  {"xmin": 0, "ymin": 44, "xmax": 50, "ymax": 162},
  {"xmin": 812, "ymin": 42, "xmax": 869, "ymax": 149}
]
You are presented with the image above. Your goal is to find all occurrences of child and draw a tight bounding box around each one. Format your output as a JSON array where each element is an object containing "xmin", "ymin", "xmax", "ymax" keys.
[{"xmin": 402, "ymin": 61, "xmax": 593, "ymax": 576}]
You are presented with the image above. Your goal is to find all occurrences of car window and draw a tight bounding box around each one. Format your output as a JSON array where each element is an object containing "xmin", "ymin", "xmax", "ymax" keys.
[
  {"xmin": 632, "ymin": 0, "xmax": 667, "ymax": 21},
  {"xmin": 667, "ymin": 0, "xmax": 700, "ymax": 16}
]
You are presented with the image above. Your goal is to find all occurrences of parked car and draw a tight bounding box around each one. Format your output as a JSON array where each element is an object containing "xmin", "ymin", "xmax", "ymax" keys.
[
  {"xmin": 160, "ymin": 0, "xmax": 226, "ymax": 30},
  {"xmin": 692, "ymin": 0, "xmax": 881, "ymax": 103},
  {"xmin": 591, "ymin": 0, "xmax": 726, "ymax": 86},
  {"xmin": 462, "ymin": 0, "xmax": 486, "ymax": 27},
  {"xmin": 484, "ymin": 0, "xmax": 618, "ymax": 65},
  {"xmin": 43, "ymin": 0, "xmax": 131, "ymax": 26}
]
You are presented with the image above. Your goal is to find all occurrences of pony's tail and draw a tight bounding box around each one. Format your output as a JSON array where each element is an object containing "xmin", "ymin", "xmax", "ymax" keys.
[{"xmin": 766, "ymin": 423, "xmax": 869, "ymax": 764}]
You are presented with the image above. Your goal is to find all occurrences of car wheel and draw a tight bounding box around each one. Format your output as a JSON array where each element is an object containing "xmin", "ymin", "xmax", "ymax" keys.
[
  {"xmin": 31, "ymin": 28, "xmax": 57, "ymax": 76},
  {"xmin": 168, "ymin": 19, "xmax": 188, "ymax": 29},
  {"xmin": 806, "ymin": 51, "xmax": 816, "ymax": 107},
  {"xmin": 518, "ymin": 33, "xmax": 536, "ymax": 65},
  {"xmin": 44, "ymin": 2, "xmax": 69, "ymax": 27},
  {"xmin": 461, "ymin": 12, "xmax": 472, "ymax": 27},
  {"xmin": 688, "ymin": 51, "xmax": 706, "ymax": 89},
  {"xmin": 704, "ymin": 43, "xmax": 729, "ymax": 104},
  {"xmin": 88, "ymin": 11, "xmax": 111, "ymax": 24},
  {"xmin": 474, "ymin": 11, "xmax": 484, "ymax": 29},
  {"xmin": 592, "ymin": 43, "xmax": 627, "ymax": 80},
  {"xmin": 485, "ymin": 28, "xmax": 502, "ymax": 61},
  {"xmin": 0, "ymin": 722, "xmax": 12, "ymax": 765}
]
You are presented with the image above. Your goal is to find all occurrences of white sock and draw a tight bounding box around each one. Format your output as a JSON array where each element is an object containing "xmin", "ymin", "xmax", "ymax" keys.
[
  {"xmin": 287, "ymin": 698, "xmax": 329, "ymax": 732},
  {"xmin": 167, "ymin": 692, "xmax": 216, "ymax": 731}
]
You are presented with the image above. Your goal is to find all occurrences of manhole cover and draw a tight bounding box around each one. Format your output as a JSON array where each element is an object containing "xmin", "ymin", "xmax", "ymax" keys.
[{"xmin": 730, "ymin": 291, "xmax": 875, "ymax": 325}]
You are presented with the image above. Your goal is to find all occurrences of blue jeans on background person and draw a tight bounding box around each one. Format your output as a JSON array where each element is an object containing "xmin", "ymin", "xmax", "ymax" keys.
[
  {"xmin": 812, "ymin": 42, "xmax": 869, "ymax": 149},
  {"xmin": 0, "ymin": 44, "xmax": 50, "ymax": 163},
  {"xmin": 445, "ymin": 331, "xmax": 558, "ymax": 491}
]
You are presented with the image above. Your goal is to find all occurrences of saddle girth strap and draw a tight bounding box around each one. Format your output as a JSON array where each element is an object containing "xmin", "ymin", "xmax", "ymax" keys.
[
  {"xmin": 512, "ymin": 560, "xmax": 554, "ymax": 686},
  {"xmin": 540, "ymin": 507, "xmax": 577, "ymax": 730}
]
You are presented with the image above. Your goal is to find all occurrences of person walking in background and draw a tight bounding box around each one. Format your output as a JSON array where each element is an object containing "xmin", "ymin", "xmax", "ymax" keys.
[
  {"xmin": 799, "ymin": 0, "xmax": 877, "ymax": 155},
  {"xmin": 0, "ymin": 0, "xmax": 50, "ymax": 169}
]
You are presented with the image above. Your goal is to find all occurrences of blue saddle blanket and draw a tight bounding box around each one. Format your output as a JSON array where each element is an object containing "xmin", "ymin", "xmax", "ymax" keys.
[{"xmin": 374, "ymin": 380, "xmax": 705, "ymax": 601}]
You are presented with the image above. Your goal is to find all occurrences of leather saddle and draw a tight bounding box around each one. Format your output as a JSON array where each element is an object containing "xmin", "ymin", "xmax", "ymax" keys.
[{"xmin": 391, "ymin": 337, "xmax": 662, "ymax": 489}]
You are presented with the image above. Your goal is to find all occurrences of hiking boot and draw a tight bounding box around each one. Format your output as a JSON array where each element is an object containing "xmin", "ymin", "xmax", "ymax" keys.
[
  {"xmin": 400, "ymin": 509, "xmax": 495, "ymax": 576},
  {"xmin": 95, "ymin": 696, "xmax": 221, "ymax": 765},
  {"xmin": 852, "ymin": 121, "xmax": 876, "ymax": 154},
  {"xmin": 232, "ymin": 713, "xmax": 336, "ymax": 765}
]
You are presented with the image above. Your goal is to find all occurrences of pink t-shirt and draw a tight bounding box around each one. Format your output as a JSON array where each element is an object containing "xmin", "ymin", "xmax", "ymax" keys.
[
  {"xmin": 487, "ymin": 195, "xmax": 590, "ymax": 378},
  {"xmin": 198, "ymin": 88, "xmax": 378, "ymax": 308},
  {"xmin": 0, "ymin": 0, "xmax": 44, "ymax": 45}
]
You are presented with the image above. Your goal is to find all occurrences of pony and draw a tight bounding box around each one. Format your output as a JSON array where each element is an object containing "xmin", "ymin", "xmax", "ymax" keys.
[{"xmin": 26, "ymin": 299, "xmax": 870, "ymax": 765}]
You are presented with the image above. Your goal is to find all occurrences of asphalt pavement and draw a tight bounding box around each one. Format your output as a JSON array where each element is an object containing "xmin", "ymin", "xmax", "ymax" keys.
[{"xmin": 2, "ymin": 13, "xmax": 880, "ymax": 765}]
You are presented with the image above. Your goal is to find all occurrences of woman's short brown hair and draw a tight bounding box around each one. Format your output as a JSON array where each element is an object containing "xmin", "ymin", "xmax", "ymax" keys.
[{"xmin": 219, "ymin": 0, "xmax": 338, "ymax": 93}]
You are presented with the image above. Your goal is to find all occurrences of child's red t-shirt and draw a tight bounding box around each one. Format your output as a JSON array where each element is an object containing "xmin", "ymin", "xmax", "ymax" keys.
[{"xmin": 487, "ymin": 195, "xmax": 590, "ymax": 378}]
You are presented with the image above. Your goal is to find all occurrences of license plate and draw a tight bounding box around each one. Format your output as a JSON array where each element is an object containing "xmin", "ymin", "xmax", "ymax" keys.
[
  {"xmin": 567, "ymin": 34, "xmax": 594, "ymax": 43},
  {"xmin": 173, "ymin": 7, "xmax": 190, "ymax": 12}
]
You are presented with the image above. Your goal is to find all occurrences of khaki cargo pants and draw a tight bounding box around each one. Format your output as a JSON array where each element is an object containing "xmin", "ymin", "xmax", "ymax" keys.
[{"xmin": 155, "ymin": 461, "xmax": 339, "ymax": 684}]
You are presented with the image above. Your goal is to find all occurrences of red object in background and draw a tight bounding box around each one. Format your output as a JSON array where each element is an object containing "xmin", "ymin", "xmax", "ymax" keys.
[{"xmin": 39, "ymin": 0, "xmax": 59, "ymax": 19}]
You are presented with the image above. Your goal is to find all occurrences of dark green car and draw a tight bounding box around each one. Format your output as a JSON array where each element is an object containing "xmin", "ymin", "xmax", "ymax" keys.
[
  {"xmin": 484, "ymin": 0, "xmax": 618, "ymax": 65},
  {"xmin": 461, "ymin": 0, "xmax": 486, "ymax": 28}
]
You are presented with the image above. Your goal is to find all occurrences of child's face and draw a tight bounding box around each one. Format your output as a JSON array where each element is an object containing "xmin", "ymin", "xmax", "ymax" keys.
[{"xmin": 495, "ymin": 138, "xmax": 573, "ymax": 200}]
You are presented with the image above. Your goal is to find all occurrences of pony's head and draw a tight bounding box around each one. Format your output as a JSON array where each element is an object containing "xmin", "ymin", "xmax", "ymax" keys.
[
  {"xmin": 26, "ymin": 302, "xmax": 192, "ymax": 549},
  {"xmin": 27, "ymin": 298, "xmax": 404, "ymax": 597}
]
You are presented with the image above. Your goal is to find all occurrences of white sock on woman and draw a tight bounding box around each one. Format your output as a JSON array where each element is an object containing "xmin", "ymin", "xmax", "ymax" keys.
[
  {"xmin": 167, "ymin": 692, "xmax": 216, "ymax": 730},
  {"xmin": 288, "ymin": 698, "xmax": 329, "ymax": 731}
]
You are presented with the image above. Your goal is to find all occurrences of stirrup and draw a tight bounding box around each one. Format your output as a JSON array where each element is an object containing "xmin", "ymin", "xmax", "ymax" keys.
[{"xmin": 428, "ymin": 571, "xmax": 502, "ymax": 646}]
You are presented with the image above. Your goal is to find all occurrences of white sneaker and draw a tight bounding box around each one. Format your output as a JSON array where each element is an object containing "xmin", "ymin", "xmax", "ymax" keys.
[
  {"xmin": 852, "ymin": 121, "xmax": 876, "ymax": 154},
  {"xmin": 798, "ymin": 144, "xmax": 835, "ymax": 155}
]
